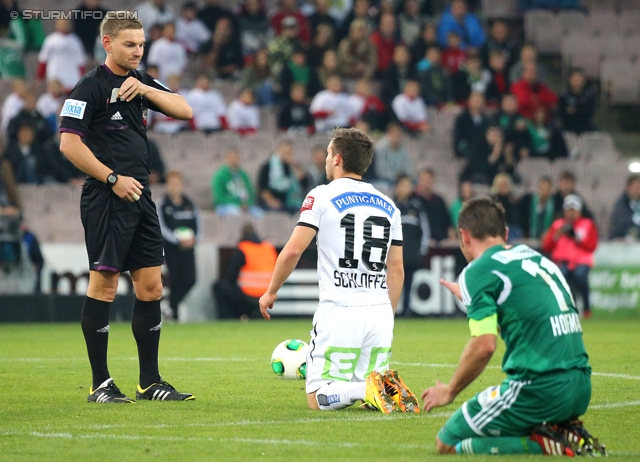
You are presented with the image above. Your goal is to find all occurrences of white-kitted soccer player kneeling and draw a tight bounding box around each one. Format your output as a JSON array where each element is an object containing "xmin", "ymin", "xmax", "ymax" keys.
[{"xmin": 259, "ymin": 128, "xmax": 420, "ymax": 414}]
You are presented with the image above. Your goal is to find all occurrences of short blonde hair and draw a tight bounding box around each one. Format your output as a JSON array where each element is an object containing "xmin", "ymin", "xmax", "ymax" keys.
[{"xmin": 100, "ymin": 11, "xmax": 143, "ymax": 38}]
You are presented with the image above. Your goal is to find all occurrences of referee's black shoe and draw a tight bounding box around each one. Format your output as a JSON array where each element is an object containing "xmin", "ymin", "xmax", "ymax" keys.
[
  {"xmin": 88, "ymin": 378, "xmax": 135, "ymax": 403},
  {"xmin": 136, "ymin": 380, "xmax": 195, "ymax": 401}
]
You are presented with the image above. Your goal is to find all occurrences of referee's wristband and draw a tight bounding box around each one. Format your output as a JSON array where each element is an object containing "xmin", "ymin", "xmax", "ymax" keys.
[{"xmin": 106, "ymin": 172, "xmax": 119, "ymax": 186}]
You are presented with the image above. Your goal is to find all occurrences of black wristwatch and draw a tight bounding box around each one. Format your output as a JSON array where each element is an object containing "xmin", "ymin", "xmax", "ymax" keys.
[{"xmin": 106, "ymin": 172, "xmax": 119, "ymax": 186}]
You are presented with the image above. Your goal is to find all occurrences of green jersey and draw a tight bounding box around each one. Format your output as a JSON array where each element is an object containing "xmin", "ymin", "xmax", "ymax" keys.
[{"xmin": 460, "ymin": 244, "xmax": 590, "ymax": 381}]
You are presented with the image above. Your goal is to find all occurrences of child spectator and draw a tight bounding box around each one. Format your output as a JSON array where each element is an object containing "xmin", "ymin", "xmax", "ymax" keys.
[
  {"xmin": 185, "ymin": 74, "xmax": 227, "ymax": 133},
  {"xmin": 526, "ymin": 107, "xmax": 568, "ymax": 160},
  {"xmin": 410, "ymin": 22, "xmax": 438, "ymax": 67},
  {"xmin": 278, "ymin": 83, "xmax": 313, "ymax": 134},
  {"xmin": 485, "ymin": 50, "xmax": 510, "ymax": 106},
  {"xmin": 309, "ymin": 75, "xmax": 351, "ymax": 133},
  {"xmin": 416, "ymin": 46, "xmax": 453, "ymax": 107},
  {"xmin": 147, "ymin": 22, "xmax": 188, "ymax": 83},
  {"xmin": 440, "ymin": 31, "xmax": 467, "ymax": 75},
  {"xmin": 451, "ymin": 54, "xmax": 490, "ymax": 103},
  {"xmin": 227, "ymin": 88, "xmax": 260, "ymax": 136},
  {"xmin": 347, "ymin": 79, "xmax": 386, "ymax": 131},
  {"xmin": 392, "ymin": 80, "xmax": 430, "ymax": 135},
  {"xmin": 381, "ymin": 45, "xmax": 415, "ymax": 106},
  {"xmin": 493, "ymin": 93, "xmax": 532, "ymax": 162},
  {"xmin": 277, "ymin": 47, "xmax": 318, "ymax": 103}
]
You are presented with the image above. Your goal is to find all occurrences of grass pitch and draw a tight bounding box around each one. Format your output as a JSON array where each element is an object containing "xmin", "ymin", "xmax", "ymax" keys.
[{"xmin": 0, "ymin": 318, "xmax": 638, "ymax": 461}]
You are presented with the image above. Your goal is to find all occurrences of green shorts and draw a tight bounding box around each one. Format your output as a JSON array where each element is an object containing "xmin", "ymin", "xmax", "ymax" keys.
[{"xmin": 438, "ymin": 368, "xmax": 591, "ymax": 447}]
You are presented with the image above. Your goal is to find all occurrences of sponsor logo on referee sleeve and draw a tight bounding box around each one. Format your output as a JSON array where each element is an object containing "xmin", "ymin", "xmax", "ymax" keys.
[{"xmin": 60, "ymin": 99, "xmax": 87, "ymax": 119}]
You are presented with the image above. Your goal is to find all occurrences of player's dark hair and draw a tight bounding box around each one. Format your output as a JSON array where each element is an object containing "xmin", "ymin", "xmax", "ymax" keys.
[
  {"xmin": 331, "ymin": 127, "xmax": 373, "ymax": 176},
  {"xmin": 457, "ymin": 197, "xmax": 507, "ymax": 240},
  {"xmin": 100, "ymin": 11, "xmax": 143, "ymax": 38}
]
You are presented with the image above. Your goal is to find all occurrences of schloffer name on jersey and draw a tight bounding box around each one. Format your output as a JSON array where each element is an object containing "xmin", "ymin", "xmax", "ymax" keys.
[{"xmin": 333, "ymin": 270, "xmax": 388, "ymax": 290}]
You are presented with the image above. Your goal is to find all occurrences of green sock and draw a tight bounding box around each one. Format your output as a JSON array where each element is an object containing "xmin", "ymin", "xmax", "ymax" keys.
[{"xmin": 456, "ymin": 436, "xmax": 544, "ymax": 455}]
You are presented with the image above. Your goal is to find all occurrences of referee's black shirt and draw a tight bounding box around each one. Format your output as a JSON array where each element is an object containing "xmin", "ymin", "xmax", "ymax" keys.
[{"xmin": 59, "ymin": 63, "xmax": 171, "ymax": 184}]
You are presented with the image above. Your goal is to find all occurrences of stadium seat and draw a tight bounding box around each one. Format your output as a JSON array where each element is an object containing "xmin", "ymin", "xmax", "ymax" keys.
[
  {"xmin": 561, "ymin": 131, "xmax": 578, "ymax": 157},
  {"xmin": 558, "ymin": 10, "xmax": 587, "ymax": 35},
  {"xmin": 619, "ymin": 13, "xmax": 640, "ymax": 36},
  {"xmin": 214, "ymin": 80, "xmax": 237, "ymax": 105},
  {"xmin": 198, "ymin": 211, "xmax": 220, "ymax": 243},
  {"xmin": 260, "ymin": 107, "xmax": 277, "ymax": 133},
  {"xmin": 578, "ymin": 132, "xmax": 615, "ymax": 158},
  {"xmin": 517, "ymin": 157, "xmax": 551, "ymax": 189},
  {"xmin": 241, "ymin": 132, "xmax": 276, "ymax": 162},
  {"xmin": 255, "ymin": 211, "xmax": 294, "ymax": 247},
  {"xmin": 586, "ymin": 11, "xmax": 619, "ymax": 35},
  {"xmin": 278, "ymin": 134, "xmax": 311, "ymax": 164},
  {"xmin": 174, "ymin": 131, "xmax": 208, "ymax": 156},
  {"xmin": 552, "ymin": 158, "xmax": 584, "ymax": 180},
  {"xmin": 524, "ymin": 10, "xmax": 556, "ymax": 44},
  {"xmin": 598, "ymin": 35, "xmax": 625, "ymax": 58},
  {"xmin": 622, "ymin": 34, "xmax": 640, "ymax": 59},
  {"xmin": 207, "ymin": 132, "xmax": 242, "ymax": 159},
  {"xmin": 481, "ymin": 0, "xmax": 518, "ymax": 18}
]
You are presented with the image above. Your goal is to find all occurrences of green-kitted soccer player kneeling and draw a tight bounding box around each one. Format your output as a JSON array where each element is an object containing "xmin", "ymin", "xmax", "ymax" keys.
[{"xmin": 422, "ymin": 197, "xmax": 606, "ymax": 457}]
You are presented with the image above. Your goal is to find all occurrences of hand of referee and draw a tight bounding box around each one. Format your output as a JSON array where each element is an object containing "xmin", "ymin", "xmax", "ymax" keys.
[
  {"xmin": 112, "ymin": 175, "xmax": 143, "ymax": 202},
  {"xmin": 118, "ymin": 77, "xmax": 149, "ymax": 101}
]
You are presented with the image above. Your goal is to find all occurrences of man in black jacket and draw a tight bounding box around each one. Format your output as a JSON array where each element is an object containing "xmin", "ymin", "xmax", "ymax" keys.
[
  {"xmin": 453, "ymin": 92, "xmax": 488, "ymax": 158},
  {"xmin": 609, "ymin": 174, "xmax": 640, "ymax": 240},
  {"xmin": 558, "ymin": 69, "xmax": 596, "ymax": 135}
]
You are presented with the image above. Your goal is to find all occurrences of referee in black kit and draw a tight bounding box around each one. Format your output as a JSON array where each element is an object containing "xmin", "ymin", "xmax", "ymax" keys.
[{"xmin": 59, "ymin": 11, "xmax": 194, "ymax": 403}]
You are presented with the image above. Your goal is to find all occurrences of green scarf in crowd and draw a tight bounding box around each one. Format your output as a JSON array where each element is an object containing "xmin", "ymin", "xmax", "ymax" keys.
[{"xmin": 530, "ymin": 194, "xmax": 555, "ymax": 239}]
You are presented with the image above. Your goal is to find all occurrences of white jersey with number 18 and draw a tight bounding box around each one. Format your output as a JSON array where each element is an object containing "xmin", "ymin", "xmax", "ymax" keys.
[{"xmin": 297, "ymin": 177, "xmax": 403, "ymax": 305}]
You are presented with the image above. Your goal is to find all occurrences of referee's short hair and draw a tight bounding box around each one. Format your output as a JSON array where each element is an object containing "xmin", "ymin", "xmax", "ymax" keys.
[
  {"xmin": 457, "ymin": 197, "xmax": 507, "ymax": 241},
  {"xmin": 331, "ymin": 127, "xmax": 373, "ymax": 176},
  {"xmin": 100, "ymin": 11, "xmax": 143, "ymax": 38}
]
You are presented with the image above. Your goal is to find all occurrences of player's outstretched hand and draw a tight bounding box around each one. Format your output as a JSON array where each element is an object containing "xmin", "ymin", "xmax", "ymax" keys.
[
  {"xmin": 112, "ymin": 175, "xmax": 144, "ymax": 202},
  {"xmin": 119, "ymin": 77, "xmax": 148, "ymax": 102},
  {"xmin": 259, "ymin": 292, "xmax": 277, "ymax": 321},
  {"xmin": 421, "ymin": 380, "xmax": 454, "ymax": 413},
  {"xmin": 439, "ymin": 278, "xmax": 462, "ymax": 302}
]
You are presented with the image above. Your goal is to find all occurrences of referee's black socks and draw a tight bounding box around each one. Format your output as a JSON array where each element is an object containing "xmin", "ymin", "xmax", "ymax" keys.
[
  {"xmin": 81, "ymin": 296, "xmax": 112, "ymax": 390},
  {"xmin": 132, "ymin": 298, "xmax": 162, "ymax": 388}
]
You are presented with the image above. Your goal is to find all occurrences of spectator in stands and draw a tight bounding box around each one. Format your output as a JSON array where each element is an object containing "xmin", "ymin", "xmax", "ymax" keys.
[
  {"xmin": 510, "ymin": 61, "xmax": 557, "ymax": 121},
  {"xmin": 185, "ymin": 74, "xmax": 227, "ymax": 133},
  {"xmin": 372, "ymin": 123, "xmax": 413, "ymax": 186},
  {"xmin": 175, "ymin": 1, "xmax": 211, "ymax": 54},
  {"xmin": 552, "ymin": 170, "xmax": 593, "ymax": 220},
  {"xmin": 440, "ymin": 31, "xmax": 467, "ymax": 75},
  {"xmin": 347, "ymin": 78, "xmax": 386, "ymax": 131},
  {"xmin": 542, "ymin": 194, "xmax": 598, "ymax": 318},
  {"xmin": 450, "ymin": 180, "xmax": 475, "ymax": 228},
  {"xmin": 308, "ymin": 23, "xmax": 336, "ymax": 68},
  {"xmin": 371, "ymin": 13, "xmax": 401, "ymax": 76},
  {"xmin": 509, "ymin": 44, "xmax": 546, "ymax": 85},
  {"xmin": 527, "ymin": 107, "xmax": 568, "ymax": 160},
  {"xmin": 202, "ymin": 17, "xmax": 244, "ymax": 79},
  {"xmin": 392, "ymin": 80, "xmax": 430, "ymax": 135},
  {"xmin": 398, "ymin": 0, "xmax": 423, "ymax": 47},
  {"xmin": 140, "ymin": 23, "xmax": 163, "ymax": 67},
  {"xmin": 437, "ymin": 0, "xmax": 484, "ymax": 49},
  {"xmin": 518, "ymin": 175, "xmax": 555, "ymax": 239},
  {"xmin": 479, "ymin": 20, "xmax": 517, "ymax": 70},
  {"xmin": 558, "ymin": 68, "xmax": 596, "ymax": 135},
  {"xmin": 147, "ymin": 138, "xmax": 166, "ymax": 185},
  {"xmin": 410, "ymin": 22, "xmax": 438, "ymax": 67},
  {"xmin": 310, "ymin": 75, "xmax": 351, "ymax": 134},
  {"xmin": 73, "ymin": 0, "xmax": 107, "ymax": 56},
  {"xmin": 461, "ymin": 125, "xmax": 514, "ymax": 185},
  {"xmin": 306, "ymin": 145, "xmax": 330, "ymax": 189},
  {"xmin": 491, "ymin": 172, "xmax": 523, "ymax": 239},
  {"xmin": 257, "ymin": 139, "xmax": 306, "ymax": 213},
  {"xmin": 157, "ymin": 171, "xmax": 201, "ymax": 321},
  {"xmin": 485, "ymin": 50, "xmax": 510, "ymax": 106},
  {"xmin": 212, "ymin": 148, "xmax": 261, "ymax": 217},
  {"xmin": 240, "ymin": 47, "xmax": 275, "ymax": 106},
  {"xmin": 315, "ymin": 49, "xmax": 340, "ymax": 91},
  {"xmin": 1, "ymin": 79, "xmax": 26, "ymax": 133},
  {"xmin": 0, "ymin": 154, "xmax": 20, "ymax": 212},
  {"xmin": 4, "ymin": 124, "xmax": 46, "ymax": 183},
  {"xmin": 213, "ymin": 223, "xmax": 277, "ymax": 320},
  {"xmin": 417, "ymin": 46, "xmax": 453, "ymax": 107},
  {"xmin": 339, "ymin": 0, "xmax": 376, "ymax": 42},
  {"xmin": 238, "ymin": 0, "xmax": 272, "ymax": 56},
  {"xmin": 609, "ymin": 174, "xmax": 640, "ymax": 241},
  {"xmin": 381, "ymin": 44, "xmax": 415, "ymax": 106},
  {"xmin": 453, "ymin": 92, "xmax": 488, "ymax": 158},
  {"xmin": 494, "ymin": 93, "xmax": 532, "ymax": 161},
  {"xmin": 394, "ymin": 173, "xmax": 430, "ymax": 317},
  {"xmin": 147, "ymin": 22, "xmax": 187, "ymax": 83},
  {"xmin": 451, "ymin": 53, "xmax": 490, "ymax": 103},
  {"xmin": 337, "ymin": 19, "xmax": 377, "ymax": 80},
  {"xmin": 277, "ymin": 47, "xmax": 319, "ymax": 103},
  {"xmin": 268, "ymin": 16, "xmax": 300, "ymax": 78},
  {"xmin": 414, "ymin": 167, "xmax": 455, "ymax": 241},
  {"xmin": 279, "ymin": 83, "xmax": 313, "ymax": 134},
  {"xmin": 308, "ymin": 0, "xmax": 337, "ymax": 38},
  {"xmin": 227, "ymin": 88, "xmax": 260, "ymax": 136},
  {"xmin": 271, "ymin": 0, "xmax": 311, "ymax": 44},
  {"xmin": 8, "ymin": 93, "xmax": 52, "ymax": 147},
  {"xmin": 136, "ymin": 0, "xmax": 176, "ymax": 37},
  {"xmin": 150, "ymin": 74, "xmax": 189, "ymax": 134},
  {"xmin": 37, "ymin": 19, "xmax": 86, "ymax": 92},
  {"xmin": 198, "ymin": 0, "xmax": 236, "ymax": 33},
  {"xmin": 36, "ymin": 80, "xmax": 64, "ymax": 134}
]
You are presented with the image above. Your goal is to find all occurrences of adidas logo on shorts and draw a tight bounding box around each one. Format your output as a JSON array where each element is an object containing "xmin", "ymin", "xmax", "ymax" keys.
[{"xmin": 111, "ymin": 111, "xmax": 123, "ymax": 120}]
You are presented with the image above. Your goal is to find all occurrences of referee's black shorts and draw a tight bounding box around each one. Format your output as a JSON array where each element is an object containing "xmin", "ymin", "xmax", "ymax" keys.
[{"xmin": 80, "ymin": 181, "xmax": 164, "ymax": 273}]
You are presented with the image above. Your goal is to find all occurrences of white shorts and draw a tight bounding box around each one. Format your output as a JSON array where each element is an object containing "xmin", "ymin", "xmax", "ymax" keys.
[{"xmin": 306, "ymin": 301, "xmax": 394, "ymax": 393}]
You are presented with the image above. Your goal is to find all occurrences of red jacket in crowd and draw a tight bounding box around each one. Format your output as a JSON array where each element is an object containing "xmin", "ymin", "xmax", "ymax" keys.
[
  {"xmin": 271, "ymin": 12, "xmax": 311, "ymax": 43},
  {"xmin": 542, "ymin": 216, "xmax": 599, "ymax": 270},
  {"xmin": 441, "ymin": 48, "xmax": 467, "ymax": 74},
  {"xmin": 510, "ymin": 79, "xmax": 558, "ymax": 120},
  {"xmin": 370, "ymin": 31, "xmax": 400, "ymax": 73}
]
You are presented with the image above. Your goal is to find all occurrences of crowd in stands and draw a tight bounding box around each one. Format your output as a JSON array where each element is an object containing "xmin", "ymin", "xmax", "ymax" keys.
[{"xmin": 0, "ymin": 0, "xmax": 636, "ymax": 267}]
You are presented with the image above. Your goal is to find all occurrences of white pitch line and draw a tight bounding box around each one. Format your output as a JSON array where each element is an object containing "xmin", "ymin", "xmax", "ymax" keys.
[
  {"xmin": 592, "ymin": 372, "xmax": 640, "ymax": 381},
  {"xmin": 0, "ymin": 357, "xmax": 262, "ymax": 362},
  {"xmin": 589, "ymin": 400, "xmax": 640, "ymax": 410}
]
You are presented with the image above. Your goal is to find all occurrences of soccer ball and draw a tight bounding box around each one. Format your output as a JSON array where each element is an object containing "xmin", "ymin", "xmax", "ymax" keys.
[{"xmin": 271, "ymin": 339, "xmax": 309, "ymax": 380}]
